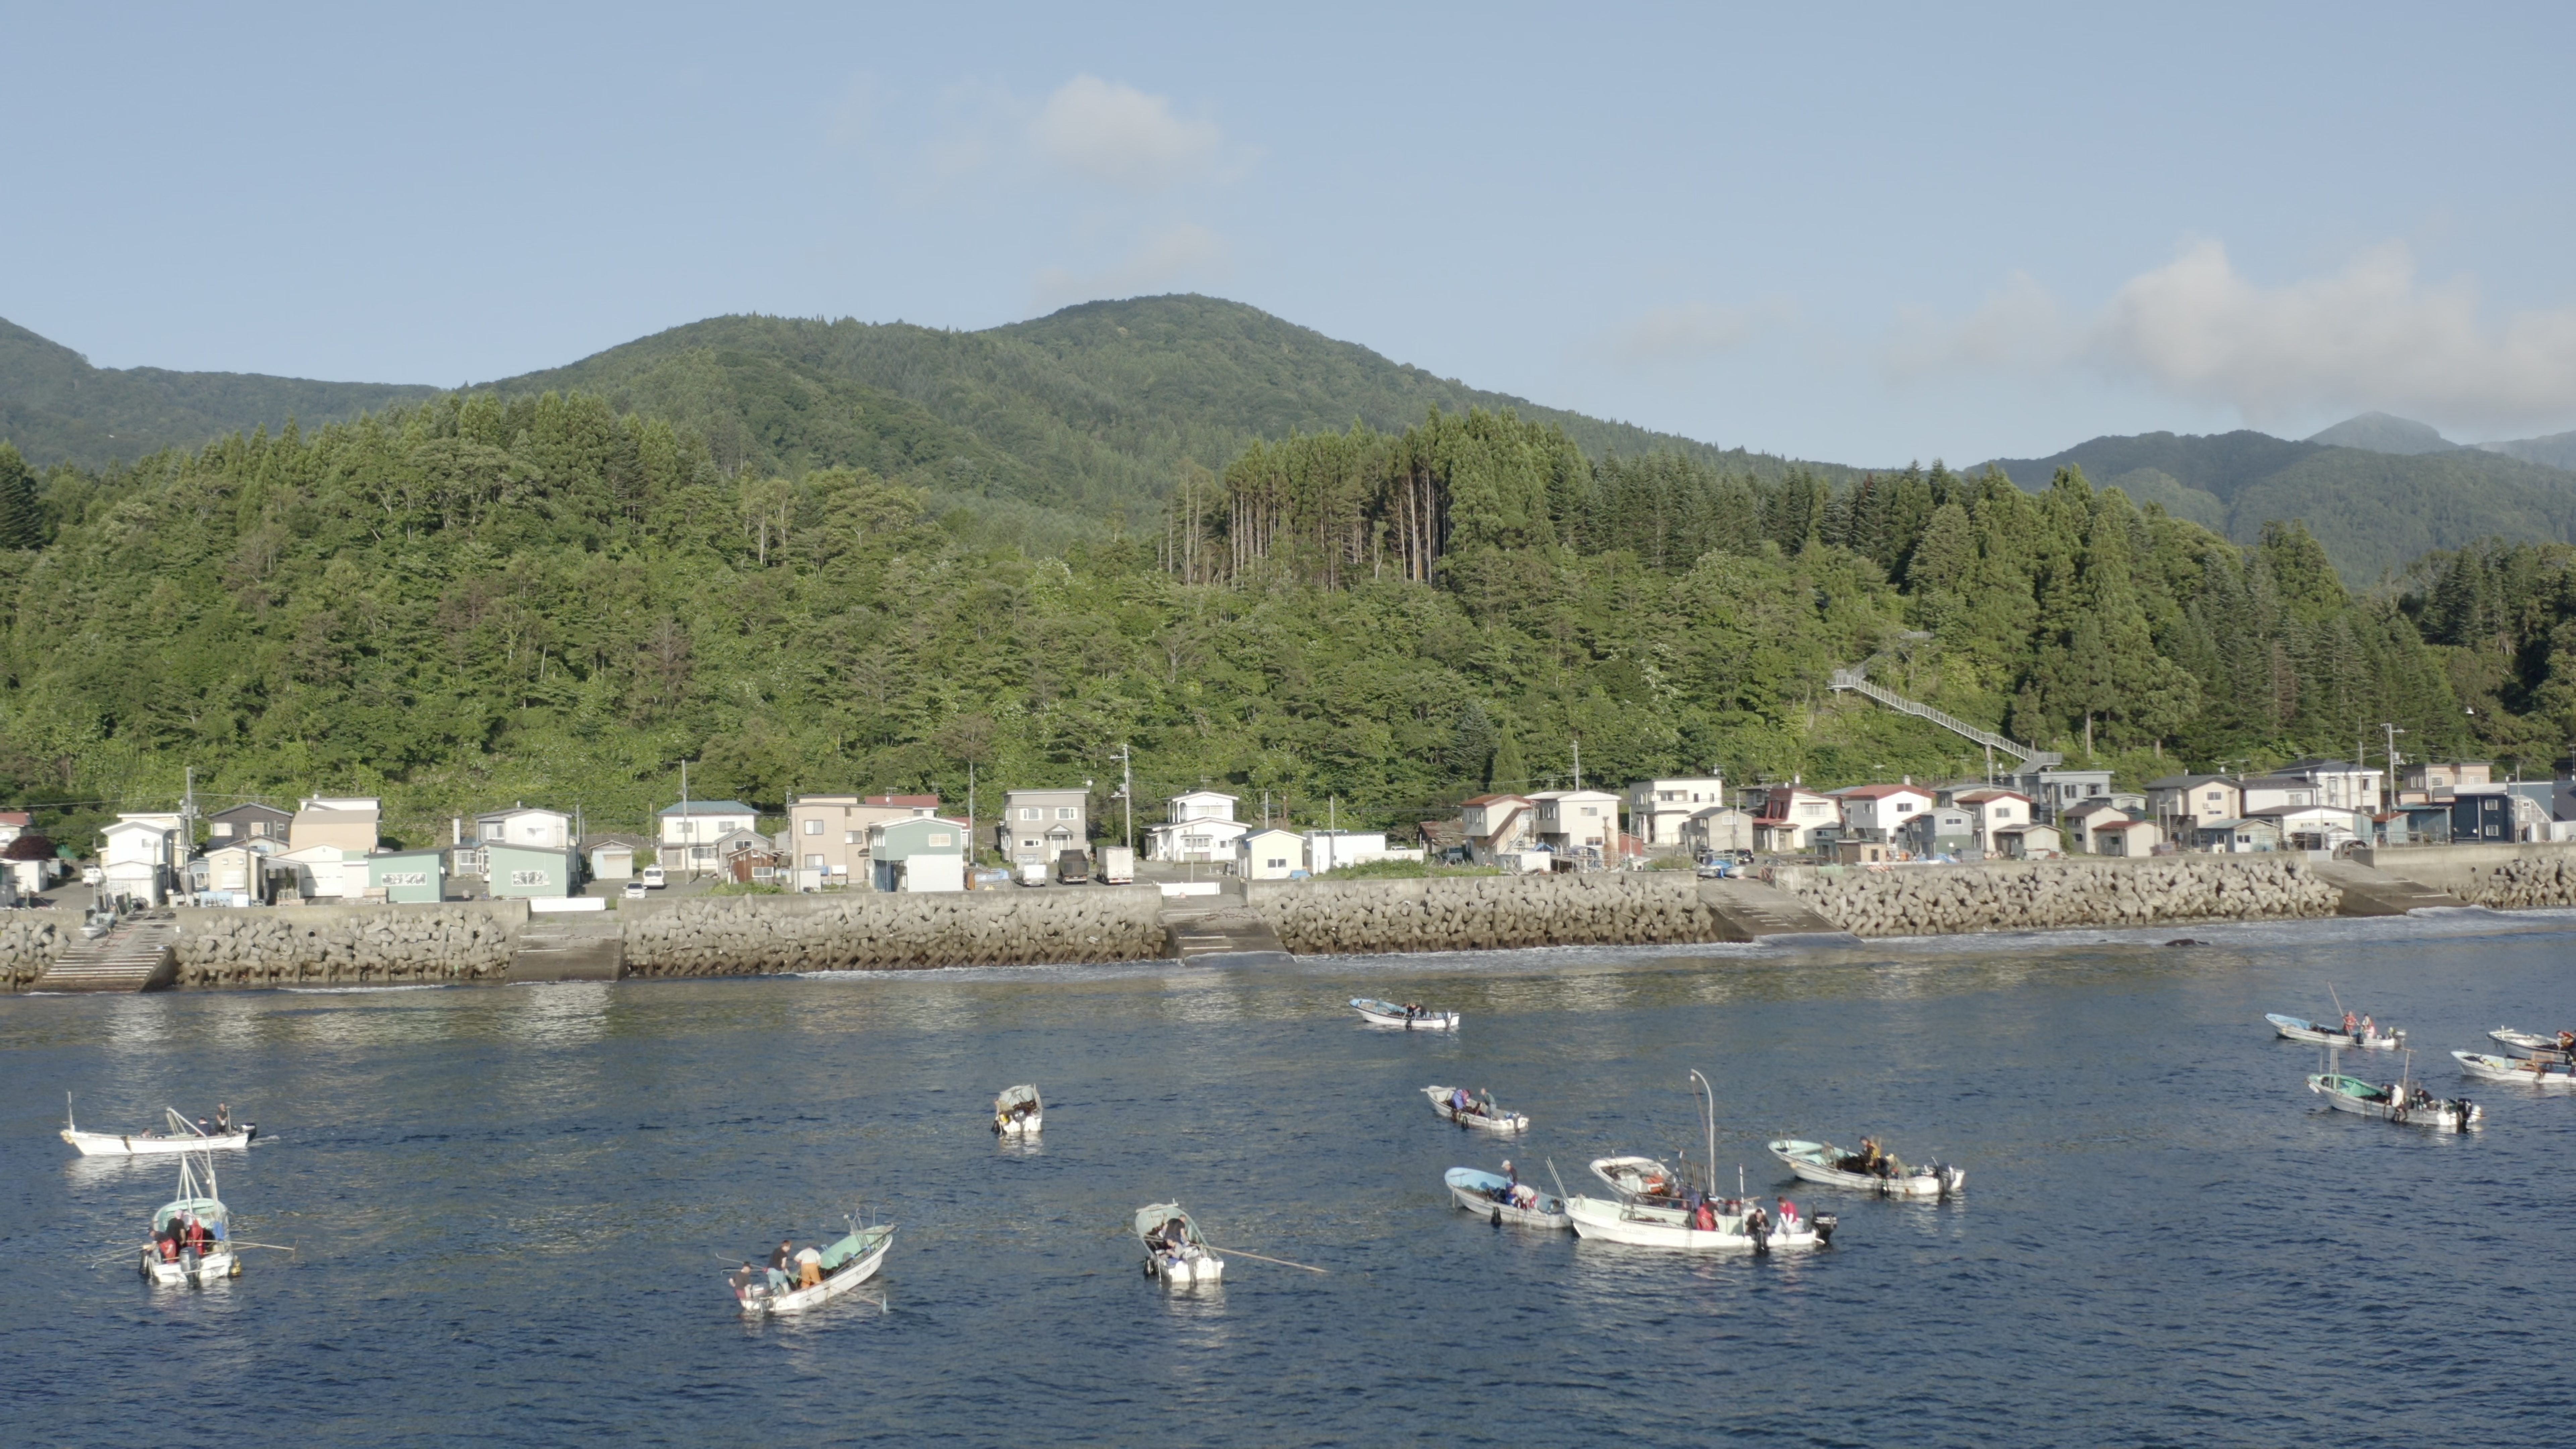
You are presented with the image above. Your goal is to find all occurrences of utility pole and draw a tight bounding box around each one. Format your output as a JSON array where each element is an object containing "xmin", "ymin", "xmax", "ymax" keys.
[
  {"xmin": 1117, "ymin": 743, "xmax": 1133, "ymax": 851},
  {"xmin": 966, "ymin": 761, "xmax": 976, "ymax": 863},
  {"xmin": 680, "ymin": 758, "xmax": 691, "ymax": 878},
  {"xmin": 2380, "ymin": 722, "xmax": 2405, "ymax": 814},
  {"xmin": 1572, "ymin": 736, "xmax": 1582, "ymax": 791}
]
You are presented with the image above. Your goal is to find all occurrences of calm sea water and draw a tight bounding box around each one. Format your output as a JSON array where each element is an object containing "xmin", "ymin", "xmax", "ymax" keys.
[{"xmin": 5, "ymin": 910, "xmax": 2574, "ymax": 1447}]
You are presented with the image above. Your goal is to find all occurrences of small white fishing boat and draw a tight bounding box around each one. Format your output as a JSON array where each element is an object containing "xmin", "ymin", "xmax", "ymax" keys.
[
  {"xmin": 2308, "ymin": 1071, "xmax": 2480, "ymax": 1130},
  {"xmin": 992, "ymin": 1084, "xmax": 1043, "ymax": 1137},
  {"xmin": 64, "ymin": 1100, "xmax": 254, "ymax": 1157},
  {"xmin": 2489, "ymin": 1027, "xmax": 2575, "ymax": 1062},
  {"xmin": 1565, "ymin": 1193, "xmax": 1831, "ymax": 1251},
  {"xmin": 1444, "ymin": 1166, "xmax": 1568, "ymax": 1228},
  {"xmin": 1590, "ymin": 1155, "xmax": 1689, "ymax": 1214},
  {"xmin": 1135, "ymin": 1202, "xmax": 1225, "ymax": 1284},
  {"xmin": 1351, "ymin": 998, "xmax": 1459, "ymax": 1031},
  {"xmin": 2267, "ymin": 1013, "xmax": 2402, "ymax": 1050},
  {"xmin": 729, "ymin": 1214, "xmax": 896, "ymax": 1317},
  {"xmin": 1767, "ymin": 1138, "xmax": 1965, "ymax": 1198},
  {"xmin": 1422, "ymin": 1084, "xmax": 1528, "ymax": 1132},
  {"xmin": 2454, "ymin": 1051, "xmax": 2576, "ymax": 1089},
  {"xmin": 139, "ymin": 1153, "xmax": 237, "ymax": 1287}
]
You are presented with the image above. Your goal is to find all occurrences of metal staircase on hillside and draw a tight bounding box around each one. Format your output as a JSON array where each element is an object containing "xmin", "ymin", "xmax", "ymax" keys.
[{"xmin": 1828, "ymin": 665, "xmax": 2060, "ymax": 771}]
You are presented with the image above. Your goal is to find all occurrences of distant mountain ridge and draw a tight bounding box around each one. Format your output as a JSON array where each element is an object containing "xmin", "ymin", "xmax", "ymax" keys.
[
  {"xmin": 1979, "ymin": 427, "xmax": 2576, "ymax": 580},
  {"xmin": 2306, "ymin": 411, "xmax": 2457, "ymax": 455}
]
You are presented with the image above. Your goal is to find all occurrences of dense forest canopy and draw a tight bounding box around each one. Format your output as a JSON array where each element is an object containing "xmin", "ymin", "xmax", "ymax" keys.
[{"xmin": 0, "ymin": 382, "xmax": 2515, "ymax": 852}]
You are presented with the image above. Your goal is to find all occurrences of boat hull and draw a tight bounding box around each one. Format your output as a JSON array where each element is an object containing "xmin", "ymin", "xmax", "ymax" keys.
[
  {"xmin": 2267, "ymin": 1014, "xmax": 2399, "ymax": 1050},
  {"xmin": 997, "ymin": 1114, "xmax": 1042, "ymax": 1137},
  {"xmin": 1421, "ymin": 1086, "xmax": 1527, "ymax": 1132},
  {"xmin": 1146, "ymin": 1249, "xmax": 1225, "ymax": 1284},
  {"xmin": 739, "ymin": 1237, "xmax": 894, "ymax": 1317},
  {"xmin": 2454, "ymin": 1051, "xmax": 2576, "ymax": 1089},
  {"xmin": 1565, "ymin": 1195, "xmax": 1822, "ymax": 1252},
  {"xmin": 141, "ymin": 1249, "xmax": 237, "ymax": 1286},
  {"xmin": 2308, "ymin": 1075, "xmax": 2480, "ymax": 1130},
  {"xmin": 66, "ymin": 1128, "xmax": 253, "ymax": 1157},
  {"xmin": 2489, "ymin": 1028, "xmax": 2574, "ymax": 1063},
  {"xmin": 1444, "ymin": 1168, "xmax": 1568, "ymax": 1229},
  {"xmin": 1767, "ymin": 1139, "xmax": 1963, "ymax": 1198},
  {"xmin": 1351, "ymin": 999, "xmax": 1459, "ymax": 1030}
]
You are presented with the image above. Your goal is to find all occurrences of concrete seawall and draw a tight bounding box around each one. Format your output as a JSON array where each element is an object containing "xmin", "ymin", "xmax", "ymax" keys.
[{"xmin": 8, "ymin": 844, "xmax": 2576, "ymax": 991}]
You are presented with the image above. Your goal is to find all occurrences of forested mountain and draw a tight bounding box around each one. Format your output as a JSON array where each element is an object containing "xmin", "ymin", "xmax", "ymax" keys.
[
  {"xmin": 2306, "ymin": 412, "xmax": 2457, "ymax": 454},
  {"xmin": 1981, "ymin": 429, "xmax": 2576, "ymax": 581},
  {"xmin": 475, "ymin": 296, "xmax": 1859, "ymax": 536},
  {"xmin": 0, "ymin": 318, "xmax": 438, "ymax": 468},
  {"xmin": 0, "ymin": 390, "xmax": 2486, "ymax": 850}
]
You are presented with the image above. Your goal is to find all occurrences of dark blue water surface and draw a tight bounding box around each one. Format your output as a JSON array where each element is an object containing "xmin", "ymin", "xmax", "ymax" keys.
[{"xmin": 6, "ymin": 910, "xmax": 2574, "ymax": 1447}]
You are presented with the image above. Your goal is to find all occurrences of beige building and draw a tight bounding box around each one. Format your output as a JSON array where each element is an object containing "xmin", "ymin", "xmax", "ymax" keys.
[
  {"xmin": 1529, "ymin": 789, "xmax": 1621, "ymax": 863},
  {"xmin": 789, "ymin": 793, "xmax": 939, "ymax": 890},
  {"xmin": 1946, "ymin": 789, "xmax": 2032, "ymax": 854},
  {"xmin": 1458, "ymin": 794, "xmax": 1536, "ymax": 867},
  {"xmin": 290, "ymin": 796, "xmax": 381, "ymax": 855},
  {"xmin": 1623, "ymin": 777, "xmax": 1727, "ymax": 847}
]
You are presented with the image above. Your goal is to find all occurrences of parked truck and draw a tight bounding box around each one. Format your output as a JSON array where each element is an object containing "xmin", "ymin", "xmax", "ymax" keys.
[
  {"xmin": 1055, "ymin": 848, "xmax": 1092, "ymax": 885},
  {"xmin": 1096, "ymin": 845, "xmax": 1134, "ymax": 884}
]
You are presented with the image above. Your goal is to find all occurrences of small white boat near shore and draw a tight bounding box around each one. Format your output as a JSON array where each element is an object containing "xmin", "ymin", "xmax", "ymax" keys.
[
  {"xmin": 1767, "ymin": 1138, "xmax": 1964, "ymax": 1198},
  {"xmin": 1422, "ymin": 1085, "xmax": 1527, "ymax": 1132},
  {"xmin": 64, "ymin": 1100, "xmax": 254, "ymax": 1157},
  {"xmin": 2454, "ymin": 1051, "xmax": 2576, "ymax": 1089},
  {"xmin": 139, "ymin": 1153, "xmax": 237, "ymax": 1287},
  {"xmin": 1565, "ymin": 1193, "xmax": 1831, "ymax": 1251},
  {"xmin": 992, "ymin": 1084, "xmax": 1043, "ymax": 1137},
  {"xmin": 1351, "ymin": 998, "xmax": 1458, "ymax": 1030},
  {"xmin": 730, "ymin": 1216, "xmax": 897, "ymax": 1317},
  {"xmin": 2268, "ymin": 1013, "xmax": 2401, "ymax": 1050},
  {"xmin": 2308, "ymin": 1071, "xmax": 2480, "ymax": 1130},
  {"xmin": 1445, "ymin": 1166, "xmax": 1568, "ymax": 1228},
  {"xmin": 1136, "ymin": 1203, "xmax": 1225, "ymax": 1284}
]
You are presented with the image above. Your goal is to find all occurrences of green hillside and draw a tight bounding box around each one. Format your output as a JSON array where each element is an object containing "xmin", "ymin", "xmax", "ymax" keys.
[
  {"xmin": 476, "ymin": 296, "xmax": 1863, "ymax": 533},
  {"xmin": 1983, "ymin": 430, "xmax": 2576, "ymax": 581},
  {"xmin": 0, "ymin": 318, "xmax": 440, "ymax": 468}
]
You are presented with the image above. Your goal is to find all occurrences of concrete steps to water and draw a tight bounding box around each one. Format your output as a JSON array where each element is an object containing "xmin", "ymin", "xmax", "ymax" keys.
[
  {"xmin": 1696, "ymin": 880, "xmax": 1864, "ymax": 947},
  {"xmin": 508, "ymin": 914, "xmax": 626, "ymax": 981},
  {"xmin": 31, "ymin": 919, "xmax": 179, "ymax": 991},
  {"xmin": 2311, "ymin": 860, "xmax": 2470, "ymax": 916},
  {"xmin": 1160, "ymin": 886, "xmax": 1293, "ymax": 967}
]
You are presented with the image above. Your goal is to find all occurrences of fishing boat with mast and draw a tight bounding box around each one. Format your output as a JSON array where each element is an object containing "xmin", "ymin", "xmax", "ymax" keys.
[
  {"xmin": 1351, "ymin": 998, "xmax": 1459, "ymax": 1030},
  {"xmin": 2489, "ymin": 1027, "xmax": 2575, "ymax": 1063},
  {"xmin": 2266, "ymin": 1013, "xmax": 2402, "ymax": 1050},
  {"xmin": 728, "ymin": 1210, "xmax": 897, "ymax": 1317},
  {"xmin": 63, "ymin": 1097, "xmax": 254, "ymax": 1156},
  {"xmin": 1135, "ymin": 1202, "xmax": 1225, "ymax": 1284},
  {"xmin": 2308, "ymin": 1046, "xmax": 2480, "ymax": 1131},
  {"xmin": 991, "ymin": 1084, "xmax": 1043, "ymax": 1137},
  {"xmin": 1563, "ymin": 1070, "xmax": 1834, "ymax": 1253},
  {"xmin": 139, "ymin": 1152, "xmax": 237, "ymax": 1286}
]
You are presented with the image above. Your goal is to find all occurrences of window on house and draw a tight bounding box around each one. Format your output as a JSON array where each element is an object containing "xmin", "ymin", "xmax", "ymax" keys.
[
  {"xmin": 212, "ymin": 823, "xmax": 233, "ymax": 838},
  {"xmin": 844, "ymin": 831, "xmax": 861, "ymax": 844},
  {"xmin": 1021, "ymin": 838, "xmax": 1038, "ymax": 848},
  {"xmin": 1057, "ymin": 807, "xmax": 1079, "ymax": 820},
  {"xmin": 1017, "ymin": 808, "xmax": 1038, "ymax": 821},
  {"xmin": 1266, "ymin": 857, "xmax": 1288, "ymax": 869},
  {"xmin": 1894, "ymin": 802, "xmax": 1912, "ymax": 813},
  {"xmin": 803, "ymin": 819, "xmax": 822, "ymax": 835},
  {"xmin": 804, "ymin": 854, "xmax": 824, "ymax": 869},
  {"xmin": 1580, "ymin": 807, "xmax": 1597, "ymax": 817},
  {"xmin": 928, "ymin": 834, "xmax": 952, "ymax": 847}
]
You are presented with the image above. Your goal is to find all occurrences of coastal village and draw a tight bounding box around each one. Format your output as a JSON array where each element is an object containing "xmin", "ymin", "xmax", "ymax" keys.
[{"xmin": 3, "ymin": 749, "xmax": 2558, "ymax": 915}]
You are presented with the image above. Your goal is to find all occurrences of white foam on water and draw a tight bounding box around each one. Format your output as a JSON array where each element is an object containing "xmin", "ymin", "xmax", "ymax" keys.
[{"xmin": 277, "ymin": 983, "xmax": 452, "ymax": 995}]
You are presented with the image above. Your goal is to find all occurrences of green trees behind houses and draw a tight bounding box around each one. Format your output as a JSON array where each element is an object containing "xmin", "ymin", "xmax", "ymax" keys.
[{"xmin": 0, "ymin": 391, "xmax": 2501, "ymax": 849}]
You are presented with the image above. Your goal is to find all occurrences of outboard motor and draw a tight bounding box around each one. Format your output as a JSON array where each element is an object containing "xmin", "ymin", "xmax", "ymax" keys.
[{"xmin": 1812, "ymin": 1212, "xmax": 1838, "ymax": 1247}]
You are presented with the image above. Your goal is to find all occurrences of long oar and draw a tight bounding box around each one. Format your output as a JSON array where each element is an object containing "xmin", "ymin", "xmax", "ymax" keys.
[{"xmin": 1202, "ymin": 1243, "xmax": 1328, "ymax": 1274}]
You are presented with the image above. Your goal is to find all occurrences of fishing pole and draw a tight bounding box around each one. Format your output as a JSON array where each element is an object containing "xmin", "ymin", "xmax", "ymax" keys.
[{"xmin": 1202, "ymin": 1245, "xmax": 1329, "ymax": 1274}]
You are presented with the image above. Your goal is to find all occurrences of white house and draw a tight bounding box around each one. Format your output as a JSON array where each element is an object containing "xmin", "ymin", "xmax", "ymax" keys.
[
  {"xmin": 1832, "ymin": 783, "xmax": 1935, "ymax": 840},
  {"xmin": 275, "ymin": 842, "xmax": 358, "ymax": 901},
  {"xmin": 99, "ymin": 815, "xmax": 182, "ymax": 906},
  {"xmin": 2278, "ymin": 758, "xmax": 2386, "ymax": 814},
  {"xmin": 1305, "ymin": 830, "xmax": 1399, "ymax": 873},
  {"xmin": 660, "ymin": 799, "xmax": 758, "ymax": 876},
  {"xmin": 1238, "ymin": 827, "xmax": 1306, "ymax": 880},
  {"xmin": 1946, "ymin": 788, "xmax": 2032, "ymax": 853},
  {"xmin": 475, "ymin": 806, "xmax": 574, "ymax": 851},
  {"xmin": 1623, "ymin": 777, "xmax": 1727, "ymax": 847},
  {"xmin": 1751, "ymin": 786, "xmax": 1841, "ymax": 854},
  {"xmin": 289, "ymin": 796, "xmax": 381, "ymax": 855},
  {"xmin": 1165, "ymin": 790, "xmax": 1238, "ymax": 824},
  {"xmin": 2251, "ymin": 803, "xmax": 2366, "ymax": 852},
  {"xmin": 1528, "ymin": 789, "xmax": 1621, "ymax": 862}
]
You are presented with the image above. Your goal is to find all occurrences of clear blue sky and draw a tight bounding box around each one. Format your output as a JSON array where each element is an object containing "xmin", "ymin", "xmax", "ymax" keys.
[{"xmin": 6, "ymin": 2, "xmax": 2573, "ymax": 464}]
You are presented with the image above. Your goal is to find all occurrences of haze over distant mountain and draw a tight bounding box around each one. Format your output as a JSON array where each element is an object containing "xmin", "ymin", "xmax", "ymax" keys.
[
  {"xmin": 2306, "ymin": 411, "xmax": 2457, "ymax": 454},
  {"xmin": 2479, "ymin": 429, "xmax": 2576, "ymax": 472}
]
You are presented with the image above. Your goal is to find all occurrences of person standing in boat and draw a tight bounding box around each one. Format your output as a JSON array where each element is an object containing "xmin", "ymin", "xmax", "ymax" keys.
[
  {"xmin": 2342, "ymin": 1011, "xmax": 2360, "ymax": 1038},
  {"xmin": 765, "ymin": 1240, "xmax": 795, "ymax": 1293},
  {"xmin": 1776, "ymin": 1197, "xmax": 1801, "ymax": 1231}
]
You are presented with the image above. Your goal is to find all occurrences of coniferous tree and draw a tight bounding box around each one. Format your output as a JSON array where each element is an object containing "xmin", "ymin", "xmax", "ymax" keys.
[{"xmin": 0, "ymin": 441, "xmax": 41, "ymax": 549}]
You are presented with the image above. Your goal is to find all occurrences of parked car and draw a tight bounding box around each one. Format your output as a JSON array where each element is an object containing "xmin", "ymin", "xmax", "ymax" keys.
[
  {"xmin": 641, "ymin": 864, "xmax": 666, "ymax": 888},
  {"xmin": 623, "ymin": 881, "xmax": 647, "ymax": 899}
]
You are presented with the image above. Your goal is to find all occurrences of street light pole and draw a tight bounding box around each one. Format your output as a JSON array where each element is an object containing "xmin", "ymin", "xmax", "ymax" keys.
[{"xmin": 1117, "ymin": 743, "xmax": 1133, "ymax": 852}]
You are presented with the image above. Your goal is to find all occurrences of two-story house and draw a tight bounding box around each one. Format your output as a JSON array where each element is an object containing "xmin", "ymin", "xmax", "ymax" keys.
[
  {"xmin": 1458, "ymin": 794, "xmax": 1537, "ymax": 868},
  {"xmin": 1833, "ymin": 783, "xmax": 1935, "ymax": 841},
  {"xmin": 1751, "ymin": 786, "xmax": 1841, "ymax": 854},
  {"xmin": 205, "ymin": 802, "xmax": 292, "ymax": 850},
  {"xmin": 1622, "ymin": 777, "xmax": 1727, "ymax": 848},
  {"xmin": 1945, "ymin": 788, "xmax": 2033, "ymax": 853},
  {"xmin": 476, "ymin": 805, "xmax": 574, "ymax": 851},
  {"xmin": 2277, "ymin": 758, "xmax": 2386, "ymax": 814},
  {"xmin": 2146, "ymin": 775, "xmax": 2239, "ymax": 841},
  {"xmin": 2398, "ymin": 760, "xmax": 2490, "ymax": 803},
  {"xmin": 789, "ymin": 793, "xmax": 939, "ymax": 889},
  {"xmin": 1000, "ymin": 788, "xmax": 1090, "ymax": 867},
  {"xmin": 290, "ymin": 796, "xmax": 380, "ymax": 855},
  {"xmin": 1529, "ymin": 789, "xmax": 1621, "ymax": 864},
  {"xmin": 660, "ymin": 799, "xmax": 758, "ymax": 876},
  {"xmin": 99, "ymin": 813, "xmax": 183, "ymax": 906},
  {"xmin": 1147, "ymin": 790, "xmax": 1250, "ymax": 862}
]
